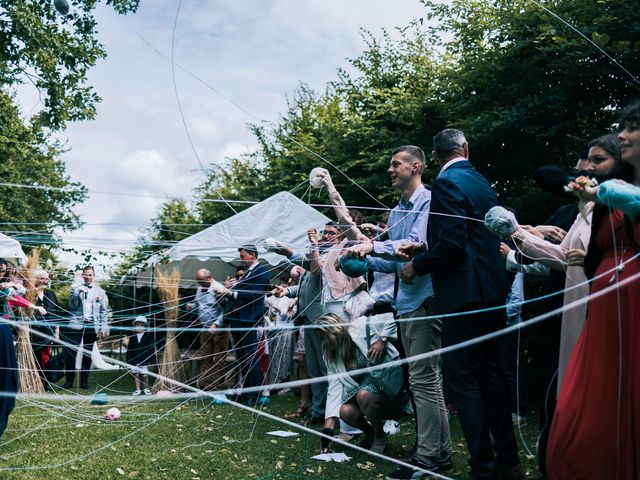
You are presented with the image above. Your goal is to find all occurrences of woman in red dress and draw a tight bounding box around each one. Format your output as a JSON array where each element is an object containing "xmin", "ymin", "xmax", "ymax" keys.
[{"xmin": 547, "ymin": 104, "xmax": 640, "ymax": 479}]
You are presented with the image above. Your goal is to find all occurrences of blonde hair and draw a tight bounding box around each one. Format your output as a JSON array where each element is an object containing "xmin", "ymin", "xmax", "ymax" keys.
[{"xmin": 317, "ymin": 313, "xmax": 354, "ymax": 365}]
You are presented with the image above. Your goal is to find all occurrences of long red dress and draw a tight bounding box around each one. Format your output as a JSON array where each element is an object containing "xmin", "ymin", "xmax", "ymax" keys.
[{"xmin": 547, "ymin": 209, "xmax": 640, "ymax": 479}]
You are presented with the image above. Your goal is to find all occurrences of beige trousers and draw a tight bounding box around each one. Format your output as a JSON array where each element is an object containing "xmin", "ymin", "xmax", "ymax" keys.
[{"xmin": 398, "ymin": 299, "xmax": 451, "ymax": 457}]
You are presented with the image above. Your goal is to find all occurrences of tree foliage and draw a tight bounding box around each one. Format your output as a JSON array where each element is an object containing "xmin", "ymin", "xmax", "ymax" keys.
[
  {"xmin": 135, "ymin": 0, "xmax": 639, "ymax": 268},
  {"xmin": 0, "ymin": 0, "xmax": 140, "ymax": 129},
  {"xmin": 0, "ymin": 0, "xmax": 139, "ymax": 244}
]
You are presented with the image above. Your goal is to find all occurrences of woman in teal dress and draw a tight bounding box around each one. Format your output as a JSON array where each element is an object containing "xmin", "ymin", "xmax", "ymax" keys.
[{"xmin": 317, "ymin": 312, "xmax": 408, "ymax": 455}]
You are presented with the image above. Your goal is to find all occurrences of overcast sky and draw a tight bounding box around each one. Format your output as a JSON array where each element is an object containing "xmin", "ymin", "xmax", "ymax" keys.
[{"xmin": 47, "ymin": 0, "xmax": 426, "ymax": 271}]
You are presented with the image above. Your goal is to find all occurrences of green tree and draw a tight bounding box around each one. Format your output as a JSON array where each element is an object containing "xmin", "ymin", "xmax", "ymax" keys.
[
  {"xmin": 143, "ymin": 0, "xmax": 640, "ymax": 256},
  {"xmin": 420, "ymin": 0, "xmax": 640, "ymax": 222},
  {"xmin": 1, "ymin": 0, "xmax": 140, "ymax": 129},
  {"xmin": 0, "ymin": 91, "xmax": 86, "ymax": 233},
  {"xmin": 0, "ymin": 0, "xmax": 139, "ymax": 243}
]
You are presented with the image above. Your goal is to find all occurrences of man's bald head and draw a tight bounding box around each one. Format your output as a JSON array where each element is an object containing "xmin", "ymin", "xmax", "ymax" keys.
[{"xmin": 196, "ymin": 268, "xmax": 212, "ymax": 286}]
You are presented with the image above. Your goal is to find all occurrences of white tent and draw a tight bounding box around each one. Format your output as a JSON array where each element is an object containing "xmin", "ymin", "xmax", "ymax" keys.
[
  {"xmin": 127, "ymin": 191, "xmax": 331, "ymax": 288},
  {"xmin": 0, "ymin": 232, "xmax": 27, "ymax": 265}
]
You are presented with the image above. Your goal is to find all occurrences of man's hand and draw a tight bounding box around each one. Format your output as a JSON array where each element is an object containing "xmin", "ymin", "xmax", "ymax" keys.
[
  {"xmin": 566, "ymin": 248, "xmax": 587, "ymax": 267},
  {"xmin": 307, "ymin": 228, "xmax": 319, "ymax": 245},
  {"xmin": 395, "ymin": 241, "xmax": 426, "ymax": 261},
  {"xmin": 360, "ymin": 223, "xmax": 382, "ymax": 238},
  {"xmin": 186, "ymin": 303, "xmax": 194, "ymax": 310},
  {"xmin": 367, "ymin": 339, "xmax": 386, "ymax": 364},
  {"xmin": 32, "ymin": 305, "xmax": 47, "ymax": 316},
  {"xmin": 208, "ymin": 324, "xmax": 219, "ymax": 333},
  {"xmin": 345, "ymin": 241, "xmax": 373, "ymax": 259},
  {"xmin": 499, "ymin": 242, "xmax": 511, "ymax": 259},
  {"xmin": 400, "ymin": 262, "xmax": 417, "ymax": 285},
  {"xmin": 271, "ymin": 285, "xmax": 288, "ymax": 298},
  {"xmin": 535, "ymin": 225, "xmax": 568, "ymax": 243},
  {"xmin": 272, "ymin": 245, "xmax": 293, "ymax": 257},
  {"xmin": 223, "ymin": 277, "xmax": 236, "ymax": 289}
]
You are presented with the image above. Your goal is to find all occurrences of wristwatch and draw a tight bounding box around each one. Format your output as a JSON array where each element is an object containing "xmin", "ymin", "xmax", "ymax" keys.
[{"xmin": 380, "ymin": 337, "xmax": 388, "ymax": 343}]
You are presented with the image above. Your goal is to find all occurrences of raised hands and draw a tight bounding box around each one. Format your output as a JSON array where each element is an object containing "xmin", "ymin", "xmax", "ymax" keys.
[{"xmin": 307, "ymin": 228, "xmax": 319, "ymax": 245}]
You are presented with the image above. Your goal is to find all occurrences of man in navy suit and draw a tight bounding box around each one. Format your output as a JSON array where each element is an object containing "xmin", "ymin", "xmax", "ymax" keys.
[
  {"xmin": 220, "ymin": 244, "xmax": 270, "ymax": 405},
  {"xmin": 397, "ymin": 129, "xmax": 523, "ymax": 480}
]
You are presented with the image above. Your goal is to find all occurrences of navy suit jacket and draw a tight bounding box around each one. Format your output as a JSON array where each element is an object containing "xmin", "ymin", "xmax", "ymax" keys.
[
  {"xmin": 412, "ymin": 160, "xmax": 508, "ymax": 314},
  {"xmin": 229, "ymin": 263, "xmax": 270, "ymax": 324},
  {"xmin": 126, "ymin": 331, "xmax": 155, "ymax": 367}
]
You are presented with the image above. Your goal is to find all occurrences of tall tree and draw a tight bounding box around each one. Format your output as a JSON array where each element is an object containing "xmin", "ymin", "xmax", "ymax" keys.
[
  {"xmin": 0, "ymin": 0, "xmax": 140, "ymax": 240},
  {"xmin": 141, "ymin": 0, "xmax": 640, "ymax": 261}
]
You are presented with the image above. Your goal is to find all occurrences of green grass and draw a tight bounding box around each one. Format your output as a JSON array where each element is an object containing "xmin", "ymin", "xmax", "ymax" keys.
[{"xmin": 1, "ymin": 371, "xmax": 539, "ymax": 479}]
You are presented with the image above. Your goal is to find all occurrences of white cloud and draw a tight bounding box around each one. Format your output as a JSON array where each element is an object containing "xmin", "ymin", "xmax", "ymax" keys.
[{"xmin": 53, "ymin": 0, "xmax": 427, "ymax": 269}]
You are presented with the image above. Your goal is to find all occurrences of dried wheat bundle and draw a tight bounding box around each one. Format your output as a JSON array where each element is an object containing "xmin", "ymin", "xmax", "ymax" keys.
[
  {"xmin": 20, "ymin": 248, "xmax": 40, "ymax": 304},
  {"xmin": 15, "ymin": 250, "xmax": 44, "ymax": 394},
  {"xmin": 153, "ymin": 267, "xmax": 184, "ymax": 392},
  {"xmin": 15, "ymin": 310, "xmax": 44, "ymax": 394}
]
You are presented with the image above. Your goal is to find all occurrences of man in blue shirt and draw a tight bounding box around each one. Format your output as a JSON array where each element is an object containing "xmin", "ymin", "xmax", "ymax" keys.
[{"xmin": 347, "ymin": 145, "xmax": 452, "ymax": 476}]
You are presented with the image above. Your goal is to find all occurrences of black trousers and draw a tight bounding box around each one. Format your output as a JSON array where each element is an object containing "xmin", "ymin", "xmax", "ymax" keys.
[
  {"xmin": 231, "ymin": 325, "xmax": 262, "ymax": 401},
  {"xmin": 495, "ymin": 328, "xmax": 528, "ymax": 416},
  {"xmin": 62, "ymin": 326, "xmax": 96, "ymax": 385},
  {"xmin": 442, "ymin": 306, "xmax": 519, "ymax": 479}
]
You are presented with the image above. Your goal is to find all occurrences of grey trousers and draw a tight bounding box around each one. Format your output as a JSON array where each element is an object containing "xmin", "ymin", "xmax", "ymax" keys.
[
  {"xmin": 398, "ymin": 300, "xmax": 452, "ymax": 458},
  {"xmin": 304, "ymin": 323, "xmax": 328, "ymax": 418}
]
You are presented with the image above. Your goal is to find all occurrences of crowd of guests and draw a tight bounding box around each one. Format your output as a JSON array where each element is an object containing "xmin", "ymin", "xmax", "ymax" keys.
[
  {"xmin": 181, "ymin": 104, "xmax": 638, "ymax": 480},
  {"xmin": 1, "ymin": 103, "xmax": 639, "ymax": 480},
  {"xmin": 217, "ymin": 105, "xmax": 636, "ymax": 480}
]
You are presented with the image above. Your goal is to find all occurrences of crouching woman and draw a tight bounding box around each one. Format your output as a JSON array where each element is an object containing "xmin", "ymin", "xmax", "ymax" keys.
[{"xmin": 317, "ymin": 312, "xmax": 406, "ymax": 454}]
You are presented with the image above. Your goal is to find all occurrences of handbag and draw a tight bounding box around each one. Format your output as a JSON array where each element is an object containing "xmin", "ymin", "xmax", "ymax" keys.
[{"xmin": 365, "ymin": 319, "xmax": 404, "ymax": 399}]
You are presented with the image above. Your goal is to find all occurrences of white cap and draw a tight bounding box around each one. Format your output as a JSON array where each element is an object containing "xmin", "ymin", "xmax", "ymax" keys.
[{"xmin": 133, "ymin": 316, "xmax": 147, "ymax": 326}]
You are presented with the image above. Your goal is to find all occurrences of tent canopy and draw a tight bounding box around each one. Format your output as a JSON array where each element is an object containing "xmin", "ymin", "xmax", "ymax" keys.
[
  {"xmin": 127, "ymin": 191, "xmax": 331, "ymax": 288},
  {"xmin": 0, "ymin": 233, "xmax": 27, "ymax": 265}
]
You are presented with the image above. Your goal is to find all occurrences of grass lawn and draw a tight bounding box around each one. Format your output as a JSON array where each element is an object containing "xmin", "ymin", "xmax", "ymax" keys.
[{"xmin": 1, "ymin": 370, "xmax": 539, "ymax": 479}]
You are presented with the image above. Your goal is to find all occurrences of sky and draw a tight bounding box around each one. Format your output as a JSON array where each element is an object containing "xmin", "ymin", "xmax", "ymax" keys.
[{"xmin": 44, "ymin": 0, "xmax": 427, "ymax": 271}]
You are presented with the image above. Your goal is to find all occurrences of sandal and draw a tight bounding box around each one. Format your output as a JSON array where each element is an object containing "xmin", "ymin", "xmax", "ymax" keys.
[
  {"xmin": 320, "ymin": 427, "xmax": 334, "ymax": 453},
  {"xmin": 288, "ymin": 404, "xmax": 310, "ymax": 418}
]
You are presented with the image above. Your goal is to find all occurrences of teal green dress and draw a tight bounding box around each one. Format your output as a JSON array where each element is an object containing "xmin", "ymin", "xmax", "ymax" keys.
[{"xmin": 342, "ymin": 349, "xmax": 382, "ymax": 403}]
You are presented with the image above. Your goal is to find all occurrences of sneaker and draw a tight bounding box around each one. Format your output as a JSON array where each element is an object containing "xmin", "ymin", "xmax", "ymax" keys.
[
  {"xmin": 133, "ymin": 390, "xmax": 141, "ymax": 396},
  {"xmin": 385, "ymin": 455, "xmax": 439, "ymax": 480},
  {"xmin": 211, "ymin": 394, "xmax": 227, "ymax": 405},
  {"xmin": 143, "ymin": 389, "xmax": 152, "ymax": 396},
  {"xmin": 384, "ymin": 419, "xmax": 401, "ymax": 435},
  {"xmin": 257, "ymin": 396, "xmax": 270, "ymax": 407}
]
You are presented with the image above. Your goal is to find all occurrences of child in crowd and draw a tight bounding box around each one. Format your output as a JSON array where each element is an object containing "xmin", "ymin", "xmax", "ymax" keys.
[{"xmin": 126, "ymin": 316, "xmax": 155, "ymax": 396}]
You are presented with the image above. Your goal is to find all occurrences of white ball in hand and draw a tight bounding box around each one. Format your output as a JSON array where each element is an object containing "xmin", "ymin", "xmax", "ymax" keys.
[
  {"xmin": 263, "ymin": 237, "xmax": 282, "ymax": 252},
  {"xmin": 309, "ymin": 168, "xmax": 329, "ymax": 189}
]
